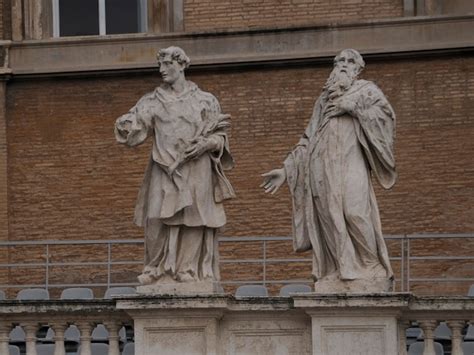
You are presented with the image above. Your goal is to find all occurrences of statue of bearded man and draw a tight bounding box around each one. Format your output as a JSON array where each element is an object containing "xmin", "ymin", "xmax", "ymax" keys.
[
  {"xmin": 262, "ymin": 49, "xmax": 396, "ymax": 293},
  {"xmin": 115, "ymin": 46, "xmax": 235, "ymax": 294}
]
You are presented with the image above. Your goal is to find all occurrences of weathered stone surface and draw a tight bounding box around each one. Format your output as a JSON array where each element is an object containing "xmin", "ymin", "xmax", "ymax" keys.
[
  {"xmin": 1, "ymin": 294, "xmax": 473, "ymax": 354},
  {"xmin": 262, "ymin": 49, "xmax": 396, "ymax": 293},
  {"xmin": 115, "ymin": 293, "xmax": 474, "ymax": 355},
  {"xmin": 294, "ymin": 293, "xmax": 409, "ymax": 355},
  {"xmin": 118, "ymin": 295, "xmax": 309, "ymax": 355},
  {"xmin": 137, "ymin": 280, "xmax": 223, "ymax": 295},
  {"xmin": 115, "ymin": 46, "xmax": 234, "ymax": 294},
  {"xmin": 7, "ymin": 16, "xmax": 474, "ymax": 75}
]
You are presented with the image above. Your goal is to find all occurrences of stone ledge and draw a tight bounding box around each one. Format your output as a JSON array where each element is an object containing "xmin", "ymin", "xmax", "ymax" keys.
[
  {"xmin": 0, "ymin": 299, "xmax": 116, "ymax": 314},
  {"xmin": 1, "ymin": 293, "xmax": 472, "ymax": 315},
  {"xmin": 293, "ymin": 292, "xmax": 412, "ymax": 309},
  {"xmin": 2, "ymin": 294, "xmax": 472, "ymax": 355},
  {"xmin": 115, "ymin": 294, "xmax": 294, "ymax": 312},
  {"xmin": 4, "ymin": 15, "xmax": 474, "ymax": 76}
]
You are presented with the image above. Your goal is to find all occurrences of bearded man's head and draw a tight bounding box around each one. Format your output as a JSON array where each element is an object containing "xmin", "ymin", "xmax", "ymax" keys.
[{"xmin": 324, "ymin": 49, "xmax": 365, "ymax": 100}]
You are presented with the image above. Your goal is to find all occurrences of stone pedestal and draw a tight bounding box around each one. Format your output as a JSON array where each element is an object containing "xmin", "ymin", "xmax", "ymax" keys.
[
  {"xmin": 293, "ymin": 293, "xmax": 410, "ymax": 355},
  {"xmin": 117, "ymin": 295, "xmax": 311, "ymax": 355},
  {"xmin": 117, "ymin": 296, "xmax": 227, "ymax": 355},
  {"xmin": 117, "ymin": 293, "xmax": 410, "ymax": 355}
]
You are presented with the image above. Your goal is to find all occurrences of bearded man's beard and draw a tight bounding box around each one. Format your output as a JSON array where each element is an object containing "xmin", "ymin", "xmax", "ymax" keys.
[{"xmin": 324, "ymin": 67, "xmax": 357, "ymax": 101}]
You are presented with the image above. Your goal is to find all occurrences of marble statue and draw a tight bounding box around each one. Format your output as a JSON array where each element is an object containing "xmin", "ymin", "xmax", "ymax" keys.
[
  {"xmin": 115, "ymin": 46, "xmax": 235, "ymax": 294},
  {"xmin": 262, "ymin": 49, "xmax": 396, "ymax": 293}
]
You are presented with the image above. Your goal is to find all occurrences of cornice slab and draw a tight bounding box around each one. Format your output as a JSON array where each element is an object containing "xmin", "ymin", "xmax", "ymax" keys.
[{"xmin": 6, "ymin": 15, "xmax": 474, "ymax": 75}]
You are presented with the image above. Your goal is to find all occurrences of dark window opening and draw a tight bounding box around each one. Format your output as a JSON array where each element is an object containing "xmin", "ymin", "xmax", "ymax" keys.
[
  {"xmin": 106, "ymin": 0, "xmax": 142, "ymax": 35},
  {"xmin": 57, "ymin": 0, "xmax": 145, "ymax": 37},
  {"xmin": 59, "ymin": 0, "xmax": 100, "ymax": 37}
]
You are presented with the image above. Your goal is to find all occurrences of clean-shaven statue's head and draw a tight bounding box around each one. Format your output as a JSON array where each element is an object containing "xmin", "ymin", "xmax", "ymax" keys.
[
  {"xmin": 157, "ymin": 46, "xmax": 191, "ymax": 85},
  {"xmin": 325, "ymin": 49, "xmax": 366, "ymax": 99}
]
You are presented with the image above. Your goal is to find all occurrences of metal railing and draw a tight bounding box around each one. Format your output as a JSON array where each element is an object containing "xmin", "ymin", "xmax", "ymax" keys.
[{"xmin": 0, "ymin": 233, "xmax": 472, "ymax": 294}]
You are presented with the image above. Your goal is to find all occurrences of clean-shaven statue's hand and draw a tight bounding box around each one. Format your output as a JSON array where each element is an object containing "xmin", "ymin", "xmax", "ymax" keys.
[
  {"xmin": 184, "ymin": 137, "xmax": 219, "ymax": 160},
  {"xmin": 260, "ymin": 168, "xmax": 286, "ymax": 194},
  {"xmin": 116, "ymin": 115, "xmax": 132, "ymax": 137}
]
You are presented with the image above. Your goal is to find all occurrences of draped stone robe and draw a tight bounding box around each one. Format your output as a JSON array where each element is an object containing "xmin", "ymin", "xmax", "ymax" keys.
[
  {"xmin": 115, "ymin": 81, "xmax": 235, "ymax": 282},
  {"xmin": 284, "ymin": 80, "xmax": 396, "ymax": 284}
]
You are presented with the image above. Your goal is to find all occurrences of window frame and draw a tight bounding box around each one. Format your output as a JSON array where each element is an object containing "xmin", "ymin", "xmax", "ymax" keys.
[{"xmin": 52, "ymin": 0, "xmax": 148, "ymax": 38}]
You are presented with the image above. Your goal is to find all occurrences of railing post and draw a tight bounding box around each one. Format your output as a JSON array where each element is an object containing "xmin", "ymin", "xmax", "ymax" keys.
[
  {"xmin": 51, "ymin": 322, "xmax": 67, "ymax": 355},
  {"xmin": 105, "ymin": 321, "xmax": 121, "ymax": 355},
  {"xmin": 23, "ymin": 322, "xmax": 38, "ymax": 355},
  {"xmin": 400, "ymin": 237, "xmax": 405, "ymax": 292},
  {"xmin": 398, "ymin": 320, "xmax": 410, "ymax": 355},
  {"xmin": 46, "ymin": 243, "xmax": 50, "ymax": 291},
  {"xmin": 0, "ymin": 321, "xmax": 11, "ymax": 355},
  {"xmin": 107, "ymin": 243, "xmax": 111, "ymax": 290},
  {"xmin": 418, "ymin": 320, "xmax": 437, "ymax": 355},
  {"xmin": 263, "ymin": 240, "xmax": 266, "ymax": 285},
  {"xmin": 77, "ymin": 321, "xmax": 93, "ymax": 355},
  {"xmin": 448, "ymin": 320, "xmax": 465, "ymax": 355},
  {"xmin": 406, "ymin": 236, "xmax": 411, "ymax": 292}
]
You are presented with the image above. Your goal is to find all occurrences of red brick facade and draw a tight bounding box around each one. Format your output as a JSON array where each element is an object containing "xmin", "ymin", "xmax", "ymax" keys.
[
  {"xmin": 4, "ymin": 55, "xmax": 474, "ymax": 295},
  {"xmin": 184, "ymin": 0, "xmax": 404, "ymax": 31},
  {"xmin": 0, "ymin": 0, "xmax": 3, "ymax": 39},
  {"xmin": 0, "ymin": 0, "xmax": 472, "ymax": 297}
]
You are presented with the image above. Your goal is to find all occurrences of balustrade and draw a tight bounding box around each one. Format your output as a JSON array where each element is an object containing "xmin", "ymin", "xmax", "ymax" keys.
[
  {"xmin": 0, "ymin": 294, "xmax": 472, "ymax": 355},
  {"xmin": 0, "ymin": 300, "xmax": 132, "ymax": 355},
  {"xmin": 400, "ymin": 297, "xmax": 474, "ymax": 355}
]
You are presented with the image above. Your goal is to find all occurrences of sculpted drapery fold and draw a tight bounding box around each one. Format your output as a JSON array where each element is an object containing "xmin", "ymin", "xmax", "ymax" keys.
[
  {"xmin": 284, "ymin": 78, "xmax": 396, "ymax": 285},
  {"xmin": 115, "ymin": 47, "xmax": 234, "ymax": 290},
  {"xmin": 115, "ymin": 83, "xmax": 235, "ymax": 229}
]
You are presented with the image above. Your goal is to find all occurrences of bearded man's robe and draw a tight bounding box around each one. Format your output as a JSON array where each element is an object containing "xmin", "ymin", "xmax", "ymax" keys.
[
  {"xmin": 284, "ymin": 79, "xmax": 396, "ymax": 287},
  {"xmin": 115, "ymin": 81, "xmax": 235, "ymax": 282}
]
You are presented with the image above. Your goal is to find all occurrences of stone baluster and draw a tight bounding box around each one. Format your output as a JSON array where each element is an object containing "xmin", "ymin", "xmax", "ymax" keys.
[
  {"xmin": 77, "ymin": 322, "xmax": 93, "ymax": 355},
  {"xmin": 23, "ymin": 322, "xmax": 38, "ymax": 355},
  {"xmin": 50, "ymin": 322, "xmax": 68, "ymax": 355},
  {"xmin": 398, "ymin": 320, "xmax": 411, "ymax": 355},
  {"xmin": 104, "ymin": 321, "xmax": 121, "ymax": 355},
  {"xmin": 0, "ymin": 321, "xmax": 12, "ymax": 355},
  {"xmin": 418, "ymin": 320, "xmax": 438, "ymax": 355},
  {"xmin": 448, "ymin": 320, "xmax": 465, "ymax": 355}
]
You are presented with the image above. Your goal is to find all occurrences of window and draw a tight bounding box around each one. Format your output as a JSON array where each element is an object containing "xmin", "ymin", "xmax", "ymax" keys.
[{"xmin": 52, "ymin": 0, "xmax": 148, "ymax": 37}]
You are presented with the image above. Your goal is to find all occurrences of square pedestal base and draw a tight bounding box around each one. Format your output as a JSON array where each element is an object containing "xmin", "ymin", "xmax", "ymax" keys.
[
  {"xmin": 117, "ymin": 293, "xmax": 410, "ymax": 355},
  {"xmin": 294, "ymin": 293, "xmax": 408, "ymax": 355}
]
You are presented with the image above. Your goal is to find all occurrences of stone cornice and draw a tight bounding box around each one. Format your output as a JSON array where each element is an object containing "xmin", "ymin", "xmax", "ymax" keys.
[
  {"xmin": 0, "ymin": 299, "xmax": 116, "ymax": 314},
  {"xmin": 2, "ymin": 15, "xmax": 474, "ymax": 77}
]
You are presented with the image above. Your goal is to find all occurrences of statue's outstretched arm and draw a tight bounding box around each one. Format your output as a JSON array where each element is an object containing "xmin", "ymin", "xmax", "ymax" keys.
[{"xmin": 114, "ymin": 99, "xmax": 153, "ymax": 147}]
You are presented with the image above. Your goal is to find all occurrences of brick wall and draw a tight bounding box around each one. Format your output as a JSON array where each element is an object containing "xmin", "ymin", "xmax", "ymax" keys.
[
  {"xmin": 184, "ymin": 0, "xmax": 404, "ymax": 32},
  {"xmin": 0, "ymin": 81, "xmax": 7, "ymax": 243},
  {"xmin": 4, "ymin": 54, "xmax": 474, "ymax": 295},
  {"xmin": 0, "ymin": 0, "xmax": 3, "ymax": 39},
  {"xmin": 3, "ymin": 0, "xmax": 11, "ymax": 40}
]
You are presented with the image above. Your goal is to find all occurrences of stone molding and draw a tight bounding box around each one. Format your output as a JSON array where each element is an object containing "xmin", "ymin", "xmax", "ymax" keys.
[
  {"xmin": 1, "ymin": 15, "xmax": 473, "ymax": 77},
  {"xmin": 0, "ymin": 299, "xmax": 118, "ymax": 314},
  {"xmin": 113, "ymin": 294, "xmax": 474, "ymax": 355},
  {"xmin": 2, "ymin": 295, "xmax": 473, "ymax": 355}
]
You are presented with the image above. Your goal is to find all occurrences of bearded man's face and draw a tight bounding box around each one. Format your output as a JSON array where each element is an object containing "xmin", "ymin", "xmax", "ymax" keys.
[
  {"xmin": 324, "ymin": 51, "xmax": 361, "ymax": 99},
  {"xmin": 334, "ymin": 51, "xmax": 360, "ymax": 79}
]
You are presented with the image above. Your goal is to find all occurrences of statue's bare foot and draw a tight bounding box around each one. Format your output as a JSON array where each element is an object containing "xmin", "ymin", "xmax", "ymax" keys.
[
  {"xmin": 138, "ymin": 272, "xmax": 155, "ymax": 285},
  {"xmin": 176, "ymin": 272, "xmax": 195, "ymax": 282}
]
